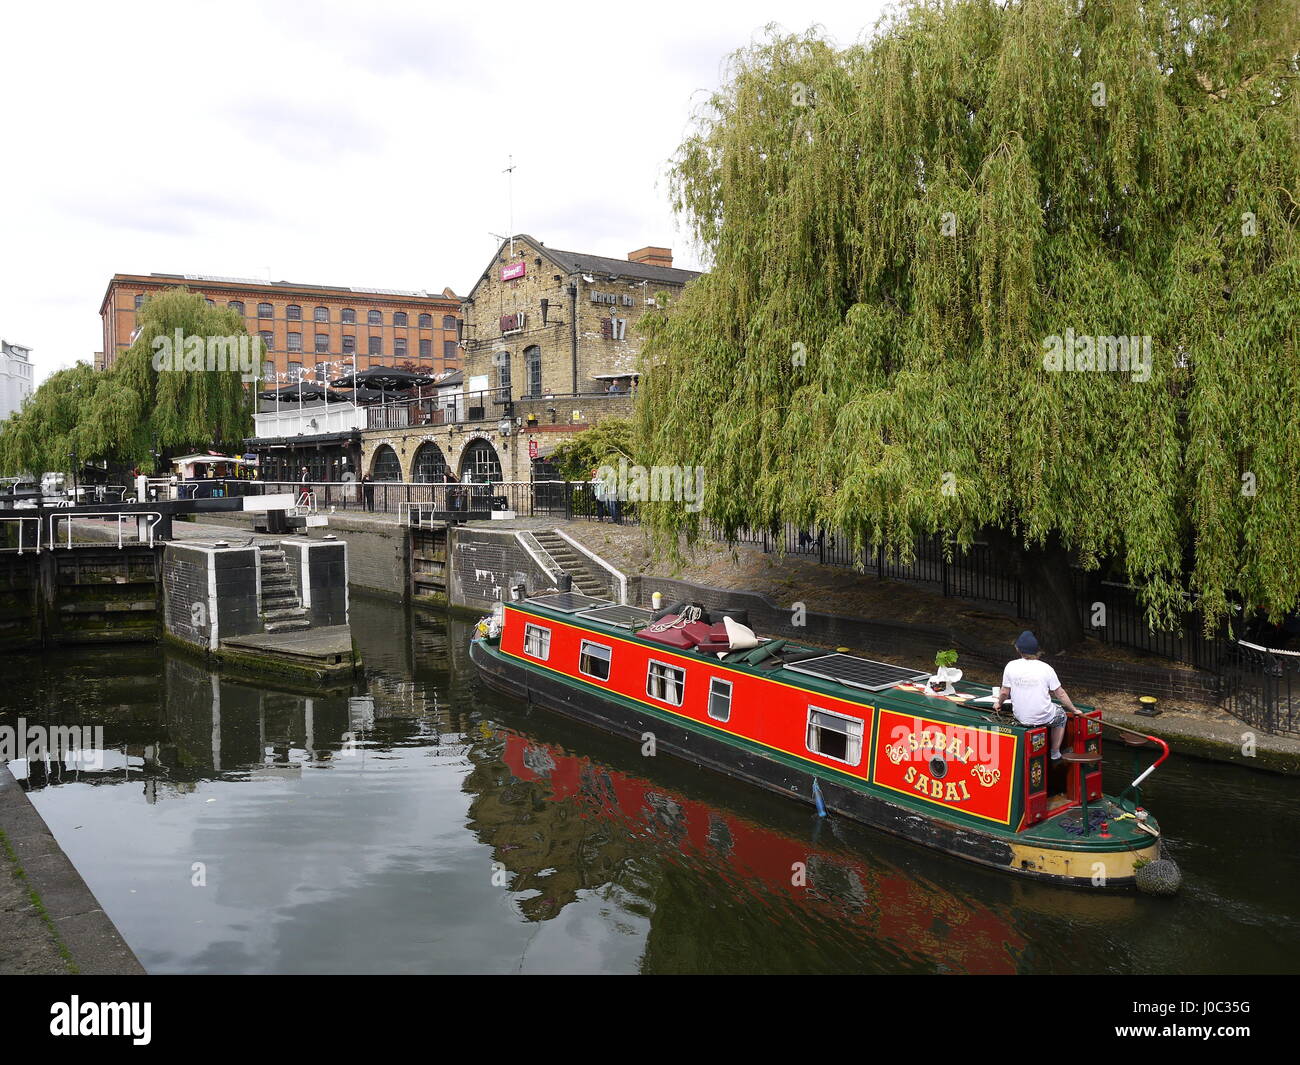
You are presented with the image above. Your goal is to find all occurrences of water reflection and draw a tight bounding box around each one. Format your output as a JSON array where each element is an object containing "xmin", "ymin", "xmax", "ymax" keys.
[{"xmin": 0, "ymin": 597, "xmax": 1296, "ymax": 974}]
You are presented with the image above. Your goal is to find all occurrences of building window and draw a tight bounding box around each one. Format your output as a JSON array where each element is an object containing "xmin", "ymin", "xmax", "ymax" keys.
[
  {"xmin": 287, "ymin": 305, "xmax": 302, "ymax": 321},
  {"xmin": 262, "ymin": 359, "xmax": 274, "ymax": 379},
  {"xmin": 524, "ymin": 624, "xmax": 551, "ymax": 661},
  {"xmin": 418, "ymin": 339, "xmax": 431, "ymax": 358},
  {"xmin": 205, "ymin": 298, "xmax": 214, "ymax": 306},
  {"xmin": 368, "ymin": 336, "xmax": 381, "ymax": 356},
  {"xmin": 287, "ymin": 332, "xmax": 303, "ymax": 353},
  {"xmin": 806, "ymin": 707, "xmax": 864, "ymax": 766},
  {"xmin": 342, "ymin": 335, "xmax": 356, "ymax": 355},
  {"xmin": 314, "ymin": 306, "xmax": 329, "ymax": 322},
  {"xmin": 228, "ymin": 301, "xmax": 245, "ymax": 314},
  {"xmin": 412, "ymin": 443, "xmax": 448, "ymax": 483},
  {"xmin": 287, "ymin": 360, "xmax": 304, "ymax": 378},
  {"xmin": 708, "ymin": 678, "xmax": 733, "ymax": 722},
  {"xmin": 442, "ymin": 314, "xmax": 457, "ymax": 330},
  {"xmin": 259, "ymin": 330, "xmax": 274, "ymax": 351},
  {"xmin": 134, "ymin": 294, "xmax": 145, "ymax": 309},
  {"xmin": 418, "ymin": 313, "xmax": 432, "ymax": 328},
  {"xmin": 578, "ymin": 641, "xmax": 612, "ymax": 681},
  {"xmin": 258, "ymin": 303, "xmax": 273, "ymax": 318},
  {"xmin": 647, "ymin": 661, "xmax": 685, "ymax": 706},
  {"xmin": 342, "ymin": 308, "xmax": 356, "ymax": 324},
  {"xmin": 315, "ymin": 334, "xmax": 329, "ymax": 353},
  {"xmin": 444, "ymin": 339, "xmax": 458, "ymax": 361},
  {"xmin": 394, "ymin": 337, "xmax": 407, "ymax": 358},
  {"xmin": 523, "ymin": 345, "xmax": 542, "ymax": 396},
  {"xmin": 496, "ymin": 352, "xmax": 511, "ymax": 392},
  {"xmin": 368, "ymin": 310, "xmax": 381, "ymax": 325},
  {"xmin": 371, "ymin": 444, "xmax": 401, "ymax": 481},
  {"xmin": 459, "ymin": 439, "xmax": 501, "ymax": 483},
  {"xmin": 394, "ymin": 311, "xmax": 408, "ymax": 327},
  {"xmin": 314, "ymin": 363, "xmax": 329, "ymax": 382}
]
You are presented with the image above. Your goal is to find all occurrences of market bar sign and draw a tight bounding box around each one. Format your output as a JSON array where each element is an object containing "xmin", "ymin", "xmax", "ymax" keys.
[
  {"xmin": 501, "ymin": 261, "xmax": 526, "ymax": 281},
  {"xmin": 591, "ymin": 291, "xmax": 635, "ymax": 307},
  {"xmin": 500, "ymin": 312, "xmax": 527, "ymax": 334}
]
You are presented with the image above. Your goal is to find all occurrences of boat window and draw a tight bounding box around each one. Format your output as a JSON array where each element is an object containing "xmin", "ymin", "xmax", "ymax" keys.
[
  {"xmin": 523, "ymin": 624, "xmax": 550, "ymax": 661},
  {"xmin": 579, "ymin": 641, "xmax": 612, "ymax": 681},
  {"xmin": 708, "ymin": 677, "xmax": 732, "ymax": 722},
  {"xmin": 806, "ymin": 707, "xmax": 864, "ymax": 766},
  {"xmin": 647, "ymin": 661, "xmax": 685, "ymax": 706}
]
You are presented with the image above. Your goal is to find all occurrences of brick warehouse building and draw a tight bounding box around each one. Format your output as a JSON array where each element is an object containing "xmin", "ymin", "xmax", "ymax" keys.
[
  {"xmin": 359, "ymin": 234, "xmax": 700, "ymax": 485},
  {"xmin": 99, "ymin": 272, "xmax": 463, "ymax": 381}
]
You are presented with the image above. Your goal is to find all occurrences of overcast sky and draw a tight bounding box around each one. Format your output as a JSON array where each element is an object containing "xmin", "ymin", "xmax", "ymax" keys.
[{"xmin": 3, "ymin": 0, "xmax": 890, "ymax": 383}]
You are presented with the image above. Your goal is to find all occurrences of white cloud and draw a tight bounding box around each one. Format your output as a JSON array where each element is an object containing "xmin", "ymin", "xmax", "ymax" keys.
[{"xmin": 1, "ymin": 0, "xmax": 889, "ymax": 381}]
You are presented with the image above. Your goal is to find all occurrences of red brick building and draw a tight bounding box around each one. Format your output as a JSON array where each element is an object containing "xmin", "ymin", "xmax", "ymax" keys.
[{"xmin": 99, "ymin": 273, "xmax": 463, "ymax": 381}]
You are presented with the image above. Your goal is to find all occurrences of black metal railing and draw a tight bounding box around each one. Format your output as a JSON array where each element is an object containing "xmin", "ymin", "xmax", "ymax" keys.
[{"xmin": 1222, "ymin": 641, "xmax": 1300, "ymax": 737}]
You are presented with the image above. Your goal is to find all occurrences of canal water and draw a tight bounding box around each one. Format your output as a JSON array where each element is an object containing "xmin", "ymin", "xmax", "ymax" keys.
[{"xmin": 3, "ymin": 595, "xmax": 1297, "ymax": 975}]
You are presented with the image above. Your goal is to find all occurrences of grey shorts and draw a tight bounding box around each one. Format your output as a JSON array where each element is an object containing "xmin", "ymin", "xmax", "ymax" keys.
[{"xmin": 1047, "ymin": 707, "xmax": 1067, "ymax": 729}]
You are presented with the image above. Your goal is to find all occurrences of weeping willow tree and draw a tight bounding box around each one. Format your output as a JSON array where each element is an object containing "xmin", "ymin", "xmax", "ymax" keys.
[
  {"xmin": 637, "ymin": 0, "xmax": 1300, "ymax": 650},
  {"xmin": 0, "ymin": 289, "xmax": 255, "ymax": 477}
]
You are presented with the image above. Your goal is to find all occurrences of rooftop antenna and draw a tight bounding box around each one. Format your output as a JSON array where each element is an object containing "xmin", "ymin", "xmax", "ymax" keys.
[{"xmin": 503, "ymin": 155, "xmax": 516, "ymax": 256}]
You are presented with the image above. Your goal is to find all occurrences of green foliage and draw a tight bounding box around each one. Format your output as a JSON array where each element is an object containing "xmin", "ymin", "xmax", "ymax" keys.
[
  {"xmin": 0, "ymin": 289, "xmax": 255, "ymax": 475},
  {"xmin": 638, "ymin": 1, "xmax": 1300, "ymax": 630},
  {"xmin": 935, "ymin": 649, "xmax": 959, "ymax": 669},
  {"xmin": 548, "ymin": 418, "xmax": 638, "ymax": 480}
]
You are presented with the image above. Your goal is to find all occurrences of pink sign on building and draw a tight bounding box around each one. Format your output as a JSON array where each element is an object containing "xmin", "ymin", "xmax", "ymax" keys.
[{"xmin": 500, "ymin": 261, "xmax": 526, "ymax": 281}]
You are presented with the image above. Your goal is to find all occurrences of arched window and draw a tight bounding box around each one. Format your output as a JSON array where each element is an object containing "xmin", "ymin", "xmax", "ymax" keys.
[
  {"xmin": 367, "ymin": 309, "xmax": 381, "ymax": 325},
  {"xmin": 393, "ymin": 311, "xmax": 408, "ymax": 327},
  {"xmin": 371, "ymin": 445, "xmax": 402, "ymax": 481},
  {"xmin": 523, "ymin": 345, "xmax": 542, "ymax": 397},
  {"xmin": 496, "ymin": 351, "xmax": 511, "ymax": 393},
  {"xmin": 228, "ymin": 301, "xmax": 245, "ymax": 314},
  {"xmin": 442, "ymin": 314, "xmax": 457, "ymax": 330},
  {"xmin": 368, "ymin": 336, "xmax": 381, "ymax": 356},
  {"xmin": 460, "ymin": 439, "xmax": 502, "ymax": 484},
  {"xmin": 394, "ymin": 337, "xmax": 407, "ymax": 357},
  {"xmin": 134, "ymin": 293, "xmax": 145, "ymax": 309},
  {"xmin": 286, "ymin": 304, "xmax": 302, "ymax": 320},
  {"xmin": 342, "ymin": 308, "xmax": 356, "ymax": 324},
  {"xmin": 412, "ymin": 443, "xmax": 449, "ymax": 483},
  {"xmin": 418, "ymin": 313, "xmax": 432, "ymax": 328},
  {"xmin": 259, "ymin": 330, "xmax": 274, "ymax": 350},
  {"xmin": 342, "ymin": 335, "xmax": 356, "ymax": 354},
  {"xmin": 314, "ymin": 306, "xmax": 329, "ymax": 322},
  {"xmin": 258, "ymin": 303, "xmax": 273, "ymax": 318}
]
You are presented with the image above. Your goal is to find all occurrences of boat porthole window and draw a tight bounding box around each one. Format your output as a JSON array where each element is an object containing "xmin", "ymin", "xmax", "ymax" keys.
[
  {"xmin": 579, "ymin": 641, "xmax": 612, "ymax": 681},
  {"xmin": 929, "ymin": 756, "xmax": 948, "ymax": 779},
  {"xmin": 708, "ymin": 677, "xmax": 732, "ymax": 722},
  {"xmin": 647, "ymin": 660, "xmax": 686, "ymax": 707},
  {"xmin": 523, "ymin": 624, "xmax": 551, "ymax": 661},
  {"xmin": 805, "ymin": 707, "xmax": 864, "ymax": 766}
]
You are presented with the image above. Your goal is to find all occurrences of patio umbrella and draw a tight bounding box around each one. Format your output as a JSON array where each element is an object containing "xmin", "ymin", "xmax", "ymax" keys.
[
  {"xmin": 331, "ymin": 386, "xmax": 390, "ymax": 404},
  {"xmin": 330, "ymin": 366, "xmax": 435, "ymax": 391},
  {"xmin": 258, "ymin": 385, "xmax": 337, "ymax": 403}
]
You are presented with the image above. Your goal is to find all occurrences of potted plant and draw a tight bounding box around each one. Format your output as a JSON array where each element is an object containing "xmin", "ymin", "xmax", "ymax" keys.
[{"xmin": 929, "ymin": 649, "xmax": 963, "ymax": 695}]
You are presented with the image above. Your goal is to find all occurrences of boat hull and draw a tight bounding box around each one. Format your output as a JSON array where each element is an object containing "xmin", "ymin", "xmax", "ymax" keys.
[{"xmin": 470, "ymin": 637, "xmax": 1158, "ymax": 888}]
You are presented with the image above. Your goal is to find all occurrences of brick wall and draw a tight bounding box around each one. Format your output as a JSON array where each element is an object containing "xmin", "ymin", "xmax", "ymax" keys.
[{"xmin": 449, "ymin": 528, "xmax": 554, "ymax": 611}]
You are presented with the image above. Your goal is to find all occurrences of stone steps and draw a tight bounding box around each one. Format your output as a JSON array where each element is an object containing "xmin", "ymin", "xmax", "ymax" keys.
[
  {"xmin": 257, "ymin": 543, "xmax": 312, "ymax": 633},
  {"xmin": 533, "ymin": 532, "xmax": 609, "ymax": 597}
]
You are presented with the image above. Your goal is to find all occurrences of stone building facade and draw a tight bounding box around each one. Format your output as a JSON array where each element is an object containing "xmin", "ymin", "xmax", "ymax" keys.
[{"xmin": 359, "ymin": 234, "xmax": 699, "ymax": 484}]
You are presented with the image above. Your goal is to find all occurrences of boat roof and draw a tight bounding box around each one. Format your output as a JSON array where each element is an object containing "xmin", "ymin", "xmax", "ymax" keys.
[{"xmin": 506, "ymin": 595, "xmax": 1087, "ymax": 728}]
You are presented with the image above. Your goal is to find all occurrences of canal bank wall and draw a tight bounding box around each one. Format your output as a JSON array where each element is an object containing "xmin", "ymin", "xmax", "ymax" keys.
[{"xmin": 0, "ymin": 764, "xmax": 145, "ymax": 974}]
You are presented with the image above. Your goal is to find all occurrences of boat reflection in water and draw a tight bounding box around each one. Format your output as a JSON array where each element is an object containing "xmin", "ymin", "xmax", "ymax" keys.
[{"xmin": 466, "ymin": 726, "xmax": 1029, "ymax": 974}]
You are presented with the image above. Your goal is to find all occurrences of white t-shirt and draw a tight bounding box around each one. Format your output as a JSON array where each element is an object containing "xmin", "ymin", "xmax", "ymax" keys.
[{"xmin": 1001, "ymin": 658, "xmax": 1062, "ymax": 726}]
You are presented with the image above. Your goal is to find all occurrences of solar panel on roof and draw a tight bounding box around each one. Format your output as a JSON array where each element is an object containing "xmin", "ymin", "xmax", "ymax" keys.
[
  {"xmin": 781, "ymin": 653, "xmax": 928, "ymax": 692},
  {"xmin": 576, "ymin": 605, "xmax": 655, "ymax": 626},
  {"xmin": 526, "ymin": 592, "xmax": 611, "ymax": 613}
]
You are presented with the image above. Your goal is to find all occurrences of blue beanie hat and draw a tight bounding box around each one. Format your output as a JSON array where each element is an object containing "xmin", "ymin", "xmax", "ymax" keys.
[{"xmin": 1015, "ymin": 630, "xmax": 1039, "ymax": 654}]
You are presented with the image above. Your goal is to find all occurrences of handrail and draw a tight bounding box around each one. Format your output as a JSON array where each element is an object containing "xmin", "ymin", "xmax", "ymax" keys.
[
  {"xmin": 49, "ymin": 511, "xmax": 163, "ymax": 550},
  {"xmin": 0, "ymin": 515, "xmax": 43, "ymax": 554},
  {"xmin": 1102, "ymin": 720, "xmax": 1171, "ymax": 808}
]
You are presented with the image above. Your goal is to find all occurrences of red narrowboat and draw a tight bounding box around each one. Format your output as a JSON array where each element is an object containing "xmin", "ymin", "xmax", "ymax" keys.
[{"xmin": 470, "ymin": 592, "xmax": 1170, "ymax": 888}]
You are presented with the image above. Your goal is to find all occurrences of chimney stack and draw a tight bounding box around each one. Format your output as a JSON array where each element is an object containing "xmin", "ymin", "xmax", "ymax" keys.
[{"xmin": 628, "ymin": 246, "xmax": 673, "ymax": 269}]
